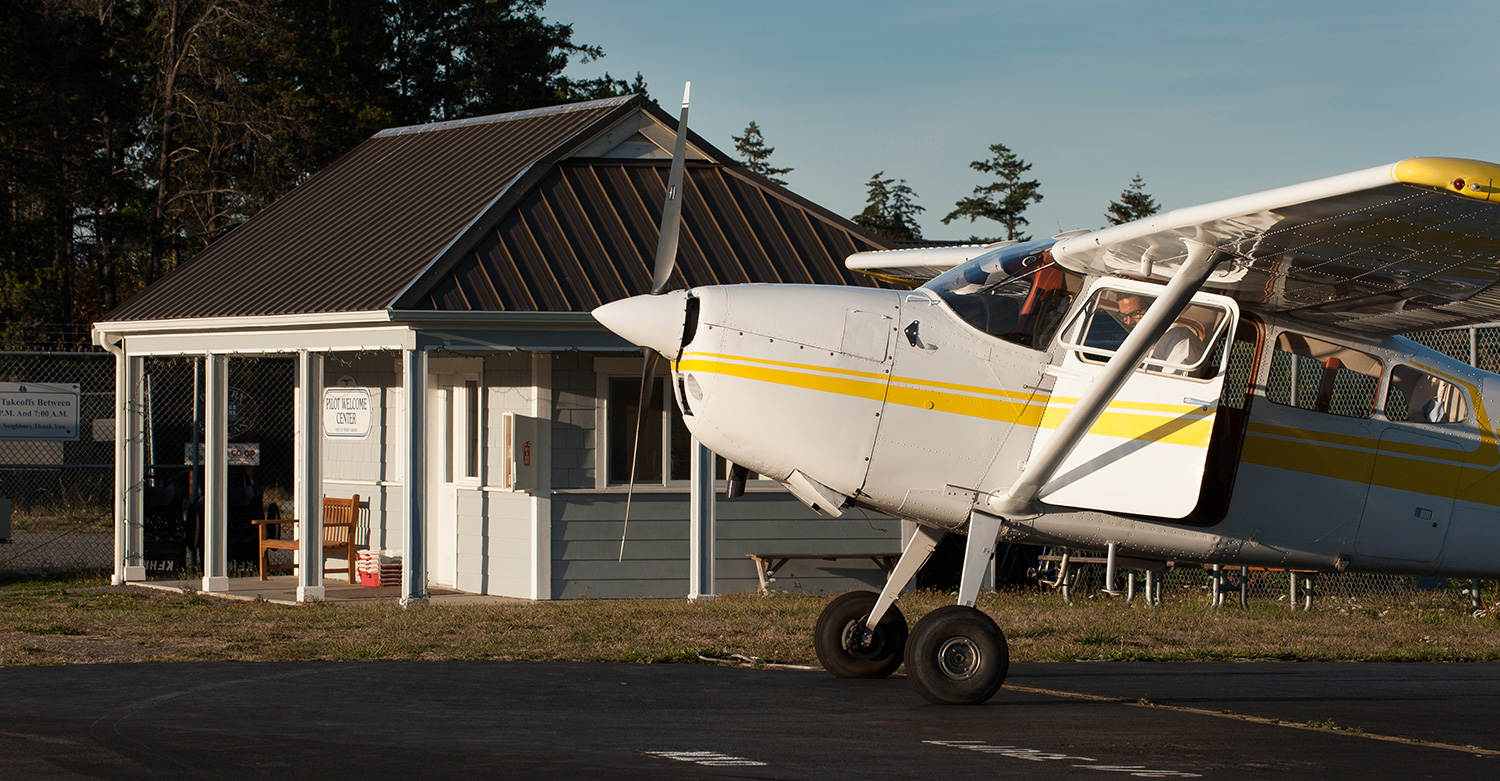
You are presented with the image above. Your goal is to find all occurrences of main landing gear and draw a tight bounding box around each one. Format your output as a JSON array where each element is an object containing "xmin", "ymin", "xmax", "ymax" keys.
[
  {"xmin": 813, "ymin": 591, "xmax": 907, "ymax": 678},
  {"xmin": 814, "ymin": 594, "xmax": 1009, "ymax": 705},
  {"xmin": 813, "ymin": 515, "xmax": 1013, "ymax": 704}
]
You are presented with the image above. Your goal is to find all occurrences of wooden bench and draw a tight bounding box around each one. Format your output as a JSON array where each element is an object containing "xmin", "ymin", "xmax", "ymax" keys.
[
  {"xmin": 252, "ymin": 495, "xmax": 360, "ymax": 583},
  {"xmin": 745, "ymin": 552, "xmax": 899, "ymax": 595}
]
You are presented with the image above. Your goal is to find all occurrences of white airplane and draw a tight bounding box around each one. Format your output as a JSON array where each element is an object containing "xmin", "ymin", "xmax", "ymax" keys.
[{"xmin": 594, "ymin": 86, "xmax": 1500, "ymax": 706}]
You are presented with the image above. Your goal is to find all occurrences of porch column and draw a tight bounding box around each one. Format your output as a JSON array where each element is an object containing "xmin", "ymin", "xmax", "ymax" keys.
[
  {"xmin": 688, "ymin": 437, "xmax": 716, "ymax": 600},
  {"xmin": 201, "ymin": 353, "xmax": 229, "ymax": 592},
  {"xmin": 295, "ymin": 350, "xmax": 325, "ymax": 602},
  {"xmin": 530, "ymin": 352, "xmax": 551, "ymax": 600},
  {"xmin": 402, "ymin": 347, "xmax": 428, "ymax": 605},
  {"xmin": 113, "ymin": 345, "xmax": 146, "ymax": 583}
]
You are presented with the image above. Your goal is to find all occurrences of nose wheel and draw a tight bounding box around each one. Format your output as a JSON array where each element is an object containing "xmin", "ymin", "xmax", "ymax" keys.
[
  {"xmin": 905, "ymin": 605, "xmax": 1009, "ymax": 705},
  {"xmin": 814, "ymin": 591, "xmax": 908, "ymax": 678}
]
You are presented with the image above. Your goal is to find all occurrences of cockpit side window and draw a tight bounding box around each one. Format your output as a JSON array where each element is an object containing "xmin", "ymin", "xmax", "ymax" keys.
[
  {"xmin": 924, "ymin": 241, "xmax": 1081, "ymax": 349},
  {"xmin": 1386, "ymin": 365, "xmax": 1468, "ymax": 424},
  {"xmin": 1058, "ymin": 287, "xmax": 1231, "ymax": 377}
]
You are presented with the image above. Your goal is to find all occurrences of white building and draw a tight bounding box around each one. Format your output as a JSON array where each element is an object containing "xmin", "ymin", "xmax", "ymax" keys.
[{"xmin": 93, "ymin": 95, "xmax": 904, "ymax": 602}]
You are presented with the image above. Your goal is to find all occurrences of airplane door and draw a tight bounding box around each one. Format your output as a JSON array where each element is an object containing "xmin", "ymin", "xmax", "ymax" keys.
[
  {"xmin": 1028, "ymin": 279, "xmax": 1239, "ymax": 518},
  {"xmin": 1356, "ymin": 365, "xmax": 1471, "ymax": 561},
  {"xmin": 1355, "ymin": 429, "xmax": 1459, "ymax": 561}
]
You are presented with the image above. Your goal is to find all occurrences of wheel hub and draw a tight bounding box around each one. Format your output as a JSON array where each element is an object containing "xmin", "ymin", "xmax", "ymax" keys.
[
  {"xmin": 842, "ymin": 618, "xmax": 885, "ymax": 660},
  {"xmin": 936, "ymin": 637, "xmax": 982, "ymax": 680}
]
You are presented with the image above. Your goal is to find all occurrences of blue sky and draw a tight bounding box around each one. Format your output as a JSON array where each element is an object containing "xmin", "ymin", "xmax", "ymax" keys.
[{"xmin": 551, "ymin": 1, "xmax": 1500, "ymax": 240}]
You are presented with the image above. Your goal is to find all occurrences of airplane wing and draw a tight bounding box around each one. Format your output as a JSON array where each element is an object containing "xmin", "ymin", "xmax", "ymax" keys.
[
  {"xmin": 1051, "ymin": 157, "xmax": 1500, "ymax": 335},
  {"xmin": 845, "ymin": 242, "xmax": 1025, "ymax": 287}
]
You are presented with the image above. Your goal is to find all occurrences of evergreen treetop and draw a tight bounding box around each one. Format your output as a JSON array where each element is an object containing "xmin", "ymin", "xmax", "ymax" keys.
[
  {"xmin": 1105, "ymin": 173, "xmax": 1160, "ymax": 226},
  {"xmin": 732, "ymin": 120, "xmax": 792, "ymax": 186},
  {"xmin": 941, "ymin": 143, "xmax": 1043, "ymax": 242},
  {"xmin": 854, "ymin": 172, "xmax": 925, "ymax": 242}
]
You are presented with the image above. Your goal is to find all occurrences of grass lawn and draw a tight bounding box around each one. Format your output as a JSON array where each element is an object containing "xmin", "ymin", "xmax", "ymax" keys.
[{"xmin": 4, "ymin": 576, "xmax": 1500, "ymax": 667}]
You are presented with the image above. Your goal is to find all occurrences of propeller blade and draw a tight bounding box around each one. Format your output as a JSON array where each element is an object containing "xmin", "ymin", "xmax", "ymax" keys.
[
  {"xmin": 619, "ymin": 347, "xmax": 662, "ymax": 561},
  {"xmin": 650, "ymin": 82, "xmax": 691, "ymax": 295}
]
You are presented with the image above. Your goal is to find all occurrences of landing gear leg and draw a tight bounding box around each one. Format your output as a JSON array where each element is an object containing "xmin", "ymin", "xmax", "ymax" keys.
[{"xmin": 813, "ymin": 525, "xmax": 943, "ymax": 678}]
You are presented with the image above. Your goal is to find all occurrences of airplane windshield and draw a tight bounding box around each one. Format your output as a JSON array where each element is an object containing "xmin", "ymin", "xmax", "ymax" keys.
[{"xmin": 923, "ymin": 239, "xmax": 1078, "ymax": 349}]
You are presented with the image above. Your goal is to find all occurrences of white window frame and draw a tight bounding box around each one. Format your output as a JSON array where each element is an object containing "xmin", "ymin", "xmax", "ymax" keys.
[{"xmin": 594, "ymin": 357, "xmax": 744, "ymax": 489}]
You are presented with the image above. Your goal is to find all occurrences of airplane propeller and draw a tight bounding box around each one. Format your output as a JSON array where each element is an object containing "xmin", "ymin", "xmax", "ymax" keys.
[{"xmin": 619, "ymin": 82, "xmax": 692, "ymax": 561}]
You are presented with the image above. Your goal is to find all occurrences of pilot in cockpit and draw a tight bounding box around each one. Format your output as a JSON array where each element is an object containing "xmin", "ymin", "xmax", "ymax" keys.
[{"xmin": 1115, "ymin": 293, "xmax": 1207, "ymax": 370}]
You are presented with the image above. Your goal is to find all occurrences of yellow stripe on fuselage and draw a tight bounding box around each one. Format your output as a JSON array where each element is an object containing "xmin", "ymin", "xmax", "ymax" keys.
[
  {"xmin": 678, "ymin": 350, "xmax": 1214, "ymax": 447},
  {"xmin": 679, "ymin": 349, "xmax": 1500, "ymax": 509},
  {"xmin": 677, "ymin": 353, "xmax": 891, "ymax": 403}
]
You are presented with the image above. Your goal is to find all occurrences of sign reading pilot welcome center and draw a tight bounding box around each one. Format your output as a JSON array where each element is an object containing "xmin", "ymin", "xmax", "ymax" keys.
[
  {"xmin": 323, "ymin": 388, "xmax": 372, "ymax": 438},
  {"xmin": 0, "ymin": 383, "xmax": 80, "ymax": 440}
]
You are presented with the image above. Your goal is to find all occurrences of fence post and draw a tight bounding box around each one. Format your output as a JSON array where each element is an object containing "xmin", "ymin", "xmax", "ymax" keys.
[{"xmin": 118, "ymin": 350, "xmax": 147, "ymax": 582}]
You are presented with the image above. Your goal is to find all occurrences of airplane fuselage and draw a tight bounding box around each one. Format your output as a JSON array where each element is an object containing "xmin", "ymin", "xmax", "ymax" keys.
[{"xmin": 665, "ymin": 273, "xmax": 1500, "ymax": 579}]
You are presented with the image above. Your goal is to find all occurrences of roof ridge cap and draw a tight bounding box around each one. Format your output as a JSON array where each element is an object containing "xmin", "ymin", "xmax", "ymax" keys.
[{"xmin": 375, "ymin": 94, "xmax": 639, "ymax": 138}]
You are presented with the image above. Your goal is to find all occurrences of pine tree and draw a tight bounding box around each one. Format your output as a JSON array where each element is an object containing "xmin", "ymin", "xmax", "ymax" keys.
[
  {"xmin": 853, "ymin": 172, "xmax": 924, "ymax": 242},
  {"xmin": 941, "ymin": 142, "xmax": 1043, "ymax": 242},
  {"xmin": 732, "ymin": 121, "xmax": 792, "ymax": 186},
  {"xmin": 1105, "ymin": 173, "xmax": 1160, "ymax": 226},
  {"xmin": 0, "ymin": 0, "xmax": 638, "ymax": 347}
]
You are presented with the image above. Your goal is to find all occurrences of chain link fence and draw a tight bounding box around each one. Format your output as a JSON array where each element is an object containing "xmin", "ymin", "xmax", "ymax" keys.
[
  {"xmin": 1040, "ymin": 557, "xmax": 1484, "ymax": 612},
  {"xmin": 4, "ymin": 326, "xmax": 1500, "ymax": 610},
  {"xmin": 0, "ymin": 351, "xmax": 294, "ymax": 579},
  {"xmin": 0, "ymin": 352, "xmax": 116, "ymax": 573}
]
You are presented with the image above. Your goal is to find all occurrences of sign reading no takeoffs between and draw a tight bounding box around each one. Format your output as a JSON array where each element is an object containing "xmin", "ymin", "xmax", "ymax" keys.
[
  {"xmin": 323, "ymin": 388, "xmax": 371, "ymax": 438},
  {"xmin": 0, "ymin": 383, "xmax": 80, "ymax": 441}
]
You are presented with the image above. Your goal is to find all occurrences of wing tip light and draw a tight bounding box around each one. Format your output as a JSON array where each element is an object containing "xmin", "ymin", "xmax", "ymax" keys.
[{"xmin": 1392, "ymin": 157, "xmax": 1500, "ymax": 201}]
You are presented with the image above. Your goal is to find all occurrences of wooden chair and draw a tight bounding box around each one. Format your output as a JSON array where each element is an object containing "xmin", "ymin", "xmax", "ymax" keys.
[{"xmin": 253, "ymin": 494, "xmax": 360, "ymax": 583}]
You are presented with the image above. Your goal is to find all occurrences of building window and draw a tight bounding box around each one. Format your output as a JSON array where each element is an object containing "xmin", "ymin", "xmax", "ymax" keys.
[
  {"xmin": 1265, "ymin": 332, "xmax": 1382, "ymax": 418},
  {"xmin": 607, "ymin": 376, "xmax": 664, "ymax": 483},
  {"xmin": 605, "ymin": 374, "xmax": 727, "ymax": 486},
  {"xmin": 465, "ymin": 379, "xmax": 480, "ymax": 478}
]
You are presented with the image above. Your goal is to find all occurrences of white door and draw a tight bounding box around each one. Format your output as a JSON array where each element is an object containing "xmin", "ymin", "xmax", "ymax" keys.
[
  {"xmin": 1029, "ymin": 279, "xmax": 1239, "ymax": 519},
  {"xmin": 427, "ymin": 362, "xmax": 481, "ymax": 588},
  {"xmin": 428, "ymin": 374, "xmax": 459, "ymax": 587}
]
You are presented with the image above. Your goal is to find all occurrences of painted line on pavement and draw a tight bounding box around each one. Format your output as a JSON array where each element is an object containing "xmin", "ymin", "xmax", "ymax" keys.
[{"xmin": 1004, "ymin": 683, "xmax": 1500, "ymax": 757}]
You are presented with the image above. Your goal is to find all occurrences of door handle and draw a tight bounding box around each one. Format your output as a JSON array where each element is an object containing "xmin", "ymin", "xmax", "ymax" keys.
[{"xmin": 904, "ymin": 321, "xmax": 936, "ymax": 351}]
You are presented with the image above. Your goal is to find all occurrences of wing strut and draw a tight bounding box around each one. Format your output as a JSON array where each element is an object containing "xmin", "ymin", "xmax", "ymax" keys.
[{"xmin": 989, "ymin": 240, "xmax": 1223, "ymax": 519}]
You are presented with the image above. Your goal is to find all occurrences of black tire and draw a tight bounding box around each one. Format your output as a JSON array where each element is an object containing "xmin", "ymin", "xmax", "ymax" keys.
[
  {"xmin": 906, "ymin": 605, "xmax": 1009, "ymax": 705},
  {"xmin": 813, "ymin": 591, "xmax": 907, "ymax": 679}
]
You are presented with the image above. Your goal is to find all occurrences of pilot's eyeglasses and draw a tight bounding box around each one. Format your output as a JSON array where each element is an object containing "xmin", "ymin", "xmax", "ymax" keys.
[{"xmin": 1119, "ymin": 308, "xmax": 1145, "ymax": 322}]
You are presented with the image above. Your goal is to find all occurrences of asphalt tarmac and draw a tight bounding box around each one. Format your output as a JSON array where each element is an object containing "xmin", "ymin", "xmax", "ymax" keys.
[{"xmin": 3, "ymin": 660, "xmax": 1496, "ymax": 779}]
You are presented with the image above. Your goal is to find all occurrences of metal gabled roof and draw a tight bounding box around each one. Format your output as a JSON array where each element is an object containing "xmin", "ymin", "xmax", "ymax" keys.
[
  {"xmin": 102, "ymin": 93, "xmax": 894, "ymax": 325},
  {"xmin": 409, "ymin": 159, "xmax": 892, "ymax": 311},
  {"xmin": 103, "ymin": 96, "xmax": 639, "ymax": 322}
]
